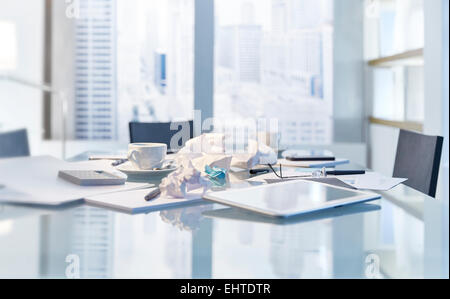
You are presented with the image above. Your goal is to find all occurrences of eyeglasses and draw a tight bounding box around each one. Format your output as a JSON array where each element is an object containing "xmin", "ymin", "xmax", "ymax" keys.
[{"xmin": 266, "ymin": 164, "xmax": 327, "ymax": 180}]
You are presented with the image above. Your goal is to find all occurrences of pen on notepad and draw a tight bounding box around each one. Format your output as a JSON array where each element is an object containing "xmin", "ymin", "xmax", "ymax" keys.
[
  {"xmin": 249, "ymin": 168, "xmax": 271, "ymax": 175},
  {"xmin": 145, "ymin": 188, "xmax": 161, "ymax": 201}
]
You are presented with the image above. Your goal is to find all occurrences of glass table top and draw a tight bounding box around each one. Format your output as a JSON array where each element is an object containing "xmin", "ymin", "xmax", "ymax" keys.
[{"xmin": 0, "ymin": 151, "xmax": 448, "ymax": 279}]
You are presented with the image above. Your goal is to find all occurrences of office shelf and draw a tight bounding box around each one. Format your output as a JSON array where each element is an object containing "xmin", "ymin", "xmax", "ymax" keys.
[
  {"xmin": 369, "ymin": 117, "xmax": 423, "ymax": 132},
  {"xmin": 368, "ymin": 48, "xmax": 424, "ymax": 68}
]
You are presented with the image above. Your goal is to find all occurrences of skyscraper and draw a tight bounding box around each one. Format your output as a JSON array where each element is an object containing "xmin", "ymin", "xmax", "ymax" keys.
[
  {"xmin": 74, "ymin": 0, "xmax": 117, "ymax": 140},
  {"xmin": 217, "ymin": 25, "xmax": 262, "ymax": 83},
  {"xmin": 237, "ymin": 25, "xmax": 262, "ymax": 82},
  {"xmin": 264, "ymin": 0, "xmax": 329, "ymax": 100},
  {"xmin": 214, "ymin": 0, "xmax": 334, "ymax": 146},
  {"xmin": 154, "ymin": 50, "xmax": 167, "ymax": 95},
  {"xmin": 271, "ymin": 0, "xmax": 288, "ymax": 33}
]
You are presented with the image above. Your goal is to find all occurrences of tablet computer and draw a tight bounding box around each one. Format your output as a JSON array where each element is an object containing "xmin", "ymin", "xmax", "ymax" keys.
[{"xmin": 203, "ymin": 180, "xmax": 381, "ymax": 218}]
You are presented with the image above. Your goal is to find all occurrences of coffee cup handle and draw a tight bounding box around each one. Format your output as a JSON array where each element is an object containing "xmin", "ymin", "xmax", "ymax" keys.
[{"xmin": 128, "ymin": 150, "xmax": 141, "ymax": 167}]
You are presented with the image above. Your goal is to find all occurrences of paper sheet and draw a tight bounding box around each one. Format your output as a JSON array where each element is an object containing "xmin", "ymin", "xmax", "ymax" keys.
[
  {"xmin": 0, "ymin": 156, "xmax": 152, "ymax": 205},
  {"xmin": 247, "ymin": 168, "xmax": 407, "ymax": 191},
  {"xmin": 336, "ymin": 172, "xmax": 407, "ymax": 191},
  {"xmin": 85, "ymin": 188, "xmax": 205, "ymax": 214}
]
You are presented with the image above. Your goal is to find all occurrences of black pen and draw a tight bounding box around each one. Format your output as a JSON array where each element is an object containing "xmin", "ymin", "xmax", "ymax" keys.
[
  {"xmin": 249, "ymin": 168, "xmax": 270, "ymax": 175},
  {"xmin": 111, "ymin": 158, "xmax": 128, "ymax": 167},
  {"xmin": 145, "ymin": 188, "xmax": 161, "ymax": 201},
  {"xmin": 326, "ymin": 170, "xmax": 365, "ymax": 176}
]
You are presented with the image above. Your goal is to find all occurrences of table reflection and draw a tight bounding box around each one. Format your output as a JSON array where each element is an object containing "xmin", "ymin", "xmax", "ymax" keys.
[{"xmin": 0, "ymin": 182, "xmax": 448, "ymax": 278}]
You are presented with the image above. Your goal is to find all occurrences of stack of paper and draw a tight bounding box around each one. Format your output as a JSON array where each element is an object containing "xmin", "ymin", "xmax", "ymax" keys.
[{"xmin": 0, "ymin": 156, "xmax": 152, "ymax": 205}]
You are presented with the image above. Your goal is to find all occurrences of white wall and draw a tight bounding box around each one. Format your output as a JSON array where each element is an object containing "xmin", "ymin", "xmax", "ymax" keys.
[
  {"xmin": 423, "ymin": 0, "xmax": 448, "ymax": 278},
  {"xmin": 424, "ymin": 0, "xmax": 446, "ymax": 137},
  {"xmin": 0, "ymin": 0, "xmax": 45, "ymax": 154},
  {"xmin": 369, "ymin": 124, "xmax": 399, "ymax": 176},
  {"xmin": 333, "ymin": 0, "xmax": 365, "ymax": 143},
  {"xmin": 441, "ymin": 0, "xmax": 449, "ymax": 169},
  {"xmin": 424, "ymin": 0, "xmax": 448, "ymax": 198}
]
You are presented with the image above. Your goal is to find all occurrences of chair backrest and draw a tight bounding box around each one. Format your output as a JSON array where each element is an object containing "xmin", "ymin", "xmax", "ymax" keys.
[
  {"xmin": 0, "ymin": 129, "xmax": 30, "ymax": 159},
  {"xmin": 129, "ymin": 121, "xmax": 194, "ymax": 153},
  {"xmin": 393, "ymin": 129, "xmax": 444, "ymax": 197}
]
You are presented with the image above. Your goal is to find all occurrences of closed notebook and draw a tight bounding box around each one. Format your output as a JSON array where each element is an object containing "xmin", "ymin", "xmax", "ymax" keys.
[
  {"xmin": 278, "ymin": 158, "xmax": 349, "ymax": 168},
  {"xmin": 282, "ymin": 150, "xmax": 335, "ymax": 161}
]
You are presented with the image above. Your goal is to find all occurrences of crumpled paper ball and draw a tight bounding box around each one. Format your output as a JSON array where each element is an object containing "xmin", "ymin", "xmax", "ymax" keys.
[
  {"xmin": 231, "ymin": 139, "xmax": 277, "ymax": 169},
  {"xmin": 159, "ymin": 133, "xmax": 277, "ymax": 198},
  {"xmin": 159, "ymin": 159, "xmax": 212, "ymax": 198}
]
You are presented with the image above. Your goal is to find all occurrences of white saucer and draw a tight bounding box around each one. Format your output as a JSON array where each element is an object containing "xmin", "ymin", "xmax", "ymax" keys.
[{"xmin": 116, "ymin": 161, "xmax": 177, "ymax": 177}]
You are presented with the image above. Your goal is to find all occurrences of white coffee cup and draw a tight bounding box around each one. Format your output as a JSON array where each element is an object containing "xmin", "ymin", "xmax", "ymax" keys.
[{"xmin": 128, "ymin": 143, "xmax": 167, "ymax": 170}]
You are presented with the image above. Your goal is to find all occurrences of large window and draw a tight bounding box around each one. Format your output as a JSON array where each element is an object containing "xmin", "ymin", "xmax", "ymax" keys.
[
  {"xmin": 69, "ymin": 0, "xmax": 334, "ymax": 145},
  {"xmin": 214, "ymin": 0, "xmax": 334, "ymax": 147},
  {"xmin": 72, "ymin": 0, "xmax": 194, "ymax": 142},
  {"xmin": 116, "ymin": 0, "xmax": 194, "ymax": 141}
]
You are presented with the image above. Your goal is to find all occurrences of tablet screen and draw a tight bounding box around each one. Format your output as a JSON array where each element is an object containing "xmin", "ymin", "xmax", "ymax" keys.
[{"xmin": 205, "ymin": 180, "xmax": 379, "ymax": 217}]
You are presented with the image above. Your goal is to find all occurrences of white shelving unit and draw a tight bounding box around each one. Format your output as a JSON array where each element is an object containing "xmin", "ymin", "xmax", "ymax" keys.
[{"xmin": 364, "ymin": 0, "xmax": 425, "ymax": 175}]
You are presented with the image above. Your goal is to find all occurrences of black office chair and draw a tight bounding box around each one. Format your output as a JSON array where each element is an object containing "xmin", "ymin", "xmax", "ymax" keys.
[
  {"xmin": 393, "ymin": 129, "xmax": 444, "ymax": 198},
  {"xmin": 0, "ymin": 129, "xmax": 30, "ymax": 159},
  {"xmin": 129, "ymin": 121, "xmax": 194, "ymax": 153}
]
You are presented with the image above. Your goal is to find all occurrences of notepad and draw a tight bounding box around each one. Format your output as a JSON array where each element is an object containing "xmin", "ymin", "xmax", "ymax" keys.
[{"xmin": 85, "ymin": 188, "xmax": 205, "ymax": 214}]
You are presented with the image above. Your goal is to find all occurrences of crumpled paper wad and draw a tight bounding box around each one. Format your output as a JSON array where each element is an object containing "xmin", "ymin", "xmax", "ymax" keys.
[
  {"xmin": 159, "ymin": 133, "xmax": 277, "ymax": 198},
  {"xmin": 159, "ymin": 158, "xmax": 212, "ymax": 198},
  {"xmin": 231, "ymin": 138, "xmax": 277, "ymax": 169}
]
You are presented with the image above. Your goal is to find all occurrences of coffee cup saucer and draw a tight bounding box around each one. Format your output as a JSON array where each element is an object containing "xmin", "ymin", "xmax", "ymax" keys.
[{"xmin": 116, "ymin": 160, "xmax": 177, "ymax": 177}]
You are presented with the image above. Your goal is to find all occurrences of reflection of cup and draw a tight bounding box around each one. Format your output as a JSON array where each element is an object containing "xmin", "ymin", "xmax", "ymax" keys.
[{"xmin": 128, "ymin": 143, "xmax": 167, "ymax": 170}]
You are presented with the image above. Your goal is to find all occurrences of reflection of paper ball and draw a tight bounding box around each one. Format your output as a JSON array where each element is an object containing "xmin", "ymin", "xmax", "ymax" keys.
[{"xmin": 160, "ymin": 205, "xmax": 211, "ymax": 232}]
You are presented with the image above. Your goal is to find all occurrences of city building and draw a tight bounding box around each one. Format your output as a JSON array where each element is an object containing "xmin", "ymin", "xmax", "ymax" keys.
[
  {"xmin": 217, "ymin": 25, "xmax": 262, "ymax": 83},
  {"xmin": 74, "ymin": 0, "xmax": 118, "ymax": 140},
  {"xmin": 215, "ymin": 0, "xmax": 333, "ymax": 146}
]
